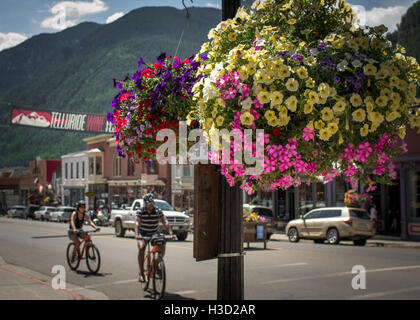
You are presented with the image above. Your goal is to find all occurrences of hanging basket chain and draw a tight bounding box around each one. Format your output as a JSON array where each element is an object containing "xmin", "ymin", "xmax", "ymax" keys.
[{"xmin": 174, "ymin": 0, "xmax": 193, "ymax": 57}]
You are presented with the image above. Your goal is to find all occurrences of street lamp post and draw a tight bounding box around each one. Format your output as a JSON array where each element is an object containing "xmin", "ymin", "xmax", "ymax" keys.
[{"xmin": 217, "ymin": 0, "xmax": 243, "ymax": 301}]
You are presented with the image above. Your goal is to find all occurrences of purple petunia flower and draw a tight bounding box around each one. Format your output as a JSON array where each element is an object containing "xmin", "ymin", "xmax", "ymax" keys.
[
  {"xmin": 107, "ymin": 112, "xmax": 115, "ymax": 123},
  {"xmin": 138, "ymin": 57, "xmax": 145, "ymax": 67}
]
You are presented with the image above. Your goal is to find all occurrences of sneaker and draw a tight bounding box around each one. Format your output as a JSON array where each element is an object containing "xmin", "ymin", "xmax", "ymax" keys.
[{"xmin": 138, "ymin": 273, "xmax": 146, "ymax": 283}]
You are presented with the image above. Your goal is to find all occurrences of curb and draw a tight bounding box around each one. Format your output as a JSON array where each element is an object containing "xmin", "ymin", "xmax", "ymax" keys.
[
  {"xmin": 0, "ymin": 255, "xmax": 109, "ymax": 300},
  {"xmin": 270, "ymin": 234, "xmax": 420, "ymax": 249}
]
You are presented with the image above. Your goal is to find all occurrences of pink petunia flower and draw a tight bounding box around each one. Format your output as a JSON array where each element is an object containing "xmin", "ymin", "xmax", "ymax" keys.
[{"xmin": 302, "ymin": 128, "xmax": 315, "ymax": 141}]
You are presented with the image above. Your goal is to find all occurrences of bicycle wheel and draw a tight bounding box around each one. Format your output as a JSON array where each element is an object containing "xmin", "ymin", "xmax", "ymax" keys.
[
  {"xmin": 86, "ymin": 243, "xmax": 101, "ymax": 274},
  {"xmin": 66, "ymin": 243, "xmax": 80, "ymax": 271},
  {"xmin": 153, "ymin": 255, "xmax": 166, "ymax": 300},
  {"xmin": 141, "ymin": 256, "xmax": 151, "ymax": 291}
]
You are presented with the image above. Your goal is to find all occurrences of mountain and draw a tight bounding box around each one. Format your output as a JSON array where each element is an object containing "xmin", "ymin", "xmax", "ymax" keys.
[
  {"xmin": 0, "ymin": 6, "xmax": 220, "ymax": 168},
  {"xmin": 388, "ymin": 1, "xmax": 420, "ymax": 62}
]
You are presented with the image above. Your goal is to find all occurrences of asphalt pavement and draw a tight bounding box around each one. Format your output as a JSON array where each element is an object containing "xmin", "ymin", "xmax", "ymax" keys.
[{"xmin": 1, "ymin": 216, "xmax": 420, "ymax": 300}]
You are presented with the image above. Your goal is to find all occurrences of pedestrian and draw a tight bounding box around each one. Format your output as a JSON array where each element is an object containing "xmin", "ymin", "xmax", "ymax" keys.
[
  {"xmin": 390, "ymin": 209, "xmax": 398, "ymax": 234},
  {"xmin": 370, "ymin": 203, "xmax": 378, "ymax": 232}
]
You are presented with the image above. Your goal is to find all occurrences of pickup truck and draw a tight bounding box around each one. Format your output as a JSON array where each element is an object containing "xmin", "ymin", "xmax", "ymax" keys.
[{"xmin": 110, "ymin": 199, "xmax": 191, "ymax": 241}]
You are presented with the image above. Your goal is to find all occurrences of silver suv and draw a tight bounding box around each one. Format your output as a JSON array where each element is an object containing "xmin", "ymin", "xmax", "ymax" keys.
[{"xmin": 286, "ymin": 207, "xmax": 375, "ymax": 246}]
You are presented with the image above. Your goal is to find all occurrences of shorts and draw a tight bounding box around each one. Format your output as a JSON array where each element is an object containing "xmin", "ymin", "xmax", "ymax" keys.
[
  {"xmin": 68, "ymin": 229, "xmax": 87, "ymax": 240},
  {"xmin": 137, "ymin": 231, "xmax": 163, "ymax": 247}
]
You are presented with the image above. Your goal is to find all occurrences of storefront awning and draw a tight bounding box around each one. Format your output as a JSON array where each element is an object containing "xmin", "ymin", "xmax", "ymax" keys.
[{"xmin": 108, "ymin": 179, "xmax": 141, "ymax": 186}]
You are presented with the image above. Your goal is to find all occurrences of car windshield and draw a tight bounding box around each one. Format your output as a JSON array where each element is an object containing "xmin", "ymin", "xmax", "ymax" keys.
[
  {"xmin": 253, "ymin": 208, "xmax": 273, "ymax": 217},
  {"xmin": 154, "ymin": 201, "xmax": 174, "ymax": 211},
  {"xmin": 64, "ymin": 209, "xmax": 75, "ymax": 213},
  {"xmin": 350, "ymin": 209, "xmax": 370, "ymax": 220}
]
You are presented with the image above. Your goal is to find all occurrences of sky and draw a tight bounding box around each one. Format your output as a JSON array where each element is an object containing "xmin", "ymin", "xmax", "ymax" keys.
[{"xmin": 0, "ymin": 0, "xmax": 418, "ymax": 52}]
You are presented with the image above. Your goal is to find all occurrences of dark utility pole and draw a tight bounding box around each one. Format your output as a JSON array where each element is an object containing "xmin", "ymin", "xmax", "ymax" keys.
[{"xmin": 217, "ymin": 0, "xmax": 243, "ymax": 300}]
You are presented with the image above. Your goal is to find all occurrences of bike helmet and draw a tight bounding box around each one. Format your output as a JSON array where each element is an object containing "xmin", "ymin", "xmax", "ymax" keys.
[
  {"xmin": 143, "ymin": 193, "xmax": 155, "ymax": 205},
  {"xmin": 77, "ymin": 200, "xmax": 86, "ymax": 209}
]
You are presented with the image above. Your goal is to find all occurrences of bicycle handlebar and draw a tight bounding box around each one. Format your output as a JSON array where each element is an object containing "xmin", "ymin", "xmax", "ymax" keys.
[
  {"xmin": 139, "ymin": 234, "xmax": 171, "ymax": 241},
  {"xmin": 76, "ymin": 229, "xmax": 99, "ymax": 234}
]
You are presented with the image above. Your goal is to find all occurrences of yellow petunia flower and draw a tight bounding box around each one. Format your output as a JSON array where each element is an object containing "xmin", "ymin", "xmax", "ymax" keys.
[
  {"xmin": 386, "ymin": 111, "xmax": 401, "ymax": 122},
  {"xmin": 352, "ymin": 109, "xmax": 366, "ymax": 122},
  {"xmin": 327, "ymin": 122, "xmax": 339, "ymax": 135},
  {"xmin": 286, "ymin": 78, "xmax": 299, "ymax": 92},
  {"xmin": 257, "ymin": 91, "xmax": 270, "ymax": 104},
  {"xmin": 363, "ymin": 64, "xmax": 377, "ymax": 76},
  {"xmin": 350, "ymin": 93, "xmax": 363, "ymax": 107},
  {"xmin": 307, "ymin": 91, "xmax": 319, "ymax": 104},
  {"xmin": 333, "ymin": 100, "xmax": 347, "ymax": 114},
  {"xmin": 240, "ymin": 112, "xmax": 254, "ymax": 126},
  {"xmin": 296, "ymin": 67, "xmax": 308, "ymax": 80},
  {"xmin": 321, "ymin": 107, "xmax": 334, "ymax": 122},
  {"xmin": 315, "ymin": 120, "xmax": 325, "ymax": 130},
  {"xmin": 304, "ymin": 103, "xmax": 314, "ymax": 114},
  {"xmin": 319, "ymin": 128, "xmax": 331, "ymax": 141},
  {"xmin": 270, "ymin": 91, "xmax": 284, "ymax": 106},
  {"xmin": 216, "ymin": 115, "xmax": 224, "ymax": 127},
  {"xmin": 360, "ymin": 124, "xmax": 369, "ymax": 137},
  {"xmin": 375, "ymin": 96, "xmax": 388, "ymax": 107},
  {"xmin": 285, "ymin": 96, "xmax": 298, "ymax": 112}
]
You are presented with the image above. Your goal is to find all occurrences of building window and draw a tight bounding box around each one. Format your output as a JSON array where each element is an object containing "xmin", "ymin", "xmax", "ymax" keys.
[
  {"xmin": 128, "ymin": 158, "xmax": 135, "ymax": 176},
  {"xmin": 89, "ymin": 157, "xmax": 94, "ymax": 175},
  {"xmin": 183, "ymin": 165, "xmax": 191, "ymax": 177},
  {"xmin": 408, "ymin": 170, "xmax": 420, "ymax": 220},
  {"xmin": 76, "ymin": 162, "xmax": 79, "ymax": 179},
  {"xmin": 335, "ymin": 177, "xmax": 350, "ymax": 206},
  {"xmin": 70, "ymin": 163, "xmax": 73, "ymax": 179},
  {"xmin": 115, "ymin": 157, "xmax": 122, "ymax": 177},
  {"xmin": 96, "ymin": 156, "xmax": 102, "ymax": 175},
  {"xmin": 65, "ymin": 163, "xmax": 68, "ymax": 180},
  {"xmin": 82, "ymin": 162, "xmax": 85, "ymax": 179},
  {"xmin": 175, "ymin": 165, "xmax": 182, "ymax": 178},
  {"xmin": 149, "ymin": 161, "xmax": 157, "ymax": 174}
]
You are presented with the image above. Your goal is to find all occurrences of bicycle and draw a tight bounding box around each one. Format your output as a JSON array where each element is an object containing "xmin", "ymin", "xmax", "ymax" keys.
[
  {"xmin": 66, "ymin": 229, "xmax": 101, "ymax": 274},
  {"xmin": 140, "ymin": 233, "xmax": 169, "ymax": 300}
]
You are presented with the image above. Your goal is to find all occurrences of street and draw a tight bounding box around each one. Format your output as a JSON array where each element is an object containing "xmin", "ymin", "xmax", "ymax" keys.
[{"xmin": 1, "ymin": 217, "xmax": 420, "ymax": 300}]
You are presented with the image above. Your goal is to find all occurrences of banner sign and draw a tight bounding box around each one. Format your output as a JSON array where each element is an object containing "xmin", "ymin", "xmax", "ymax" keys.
[{"xmin": 10, "ymin": 107, "xmax": 115, "ymax": 133}]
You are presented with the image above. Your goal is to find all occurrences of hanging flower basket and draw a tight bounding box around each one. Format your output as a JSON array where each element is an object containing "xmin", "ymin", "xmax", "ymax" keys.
[
  {"xmin": 344, "ymin": 189, "xmax": 372, "ymax": 208},
  {"xmin": 108, "ymin": 53, "xmax": 204, "ymax": 162},
  {"xmin": 191, "ymin": 0, "xmax": 420, "ymax": 194}
]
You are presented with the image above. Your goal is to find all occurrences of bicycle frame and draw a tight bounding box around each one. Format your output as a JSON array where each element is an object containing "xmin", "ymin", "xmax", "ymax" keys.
[
  {"xmin": 73, "ymin": 232, "xmax": 93, "ymax": 259},
  {"xmin": 144, "ymin": 241, "xmax": 162, "ymax": 278}
]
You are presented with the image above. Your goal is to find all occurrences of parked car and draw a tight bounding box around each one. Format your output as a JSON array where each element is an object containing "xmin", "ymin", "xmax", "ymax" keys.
[
  {"xmin": 50, "ymin": 206, "xmax": 75, "ymax": 223},
  {"xmin": 243, "ymin": 204, "xmax": 277, "ymax": 239},
  {"xmin": 24, "ymin": 204, "xmax": 40, "ymax": 220},
  {"xmin": 34, "ymin": 206, "xmax": 57, "ymax": 221},
  {"xmin": 110, "ymin": 199, "xmax": 191, "ymax": 241},
  {"xmin": 286, "ymin": 207, "xmax": 375, "ymax": 246},
  {"xmin": 7, "ymin": 205, "xmax": 26, "ymax": 219}
]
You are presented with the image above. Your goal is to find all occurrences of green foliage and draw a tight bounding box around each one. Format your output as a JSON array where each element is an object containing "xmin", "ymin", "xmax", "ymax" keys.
[
  {"xmin": 388, "ymin": 1, "xmax": 420, "ymax": 62},
  {"xmin": 0, "ymin": 6, "xmax": 220, "ymax": 168}
]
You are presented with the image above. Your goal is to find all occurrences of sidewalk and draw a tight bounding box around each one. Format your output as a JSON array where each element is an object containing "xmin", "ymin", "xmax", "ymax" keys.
[
  {"xmin": 271, "ymin": 233, "xmax": 420, "ymax": 249},
  {"xmin": 0, "ymin": 255, "xmax": 109, "ymax": 300}
]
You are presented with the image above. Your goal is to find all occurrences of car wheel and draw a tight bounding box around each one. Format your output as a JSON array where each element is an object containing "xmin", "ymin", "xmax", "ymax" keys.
[
  {"xmin": 176, "ymin": 233, "xmax": 188, "ymax": 241},
  {"xmin": 314, "ymin": 239, "xmax": 324, "ymax": 244},
  {"xmin": 353, "ymin": 239, "xmax": 367, "ymax": 246},
  {"xmin": 326, "ymin": 228, "xmax": 340, "ymax": 245},
  {"xmin": 288, "ymin": 227, "xmax": 300, "ymax": 243},
  {"xmin": 115, "ymin": 220, "xmax": 126, "ymax": 237},
  {"xmin": 40, "ymin": 216, "xmax": 44, "ymax": 221}
]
